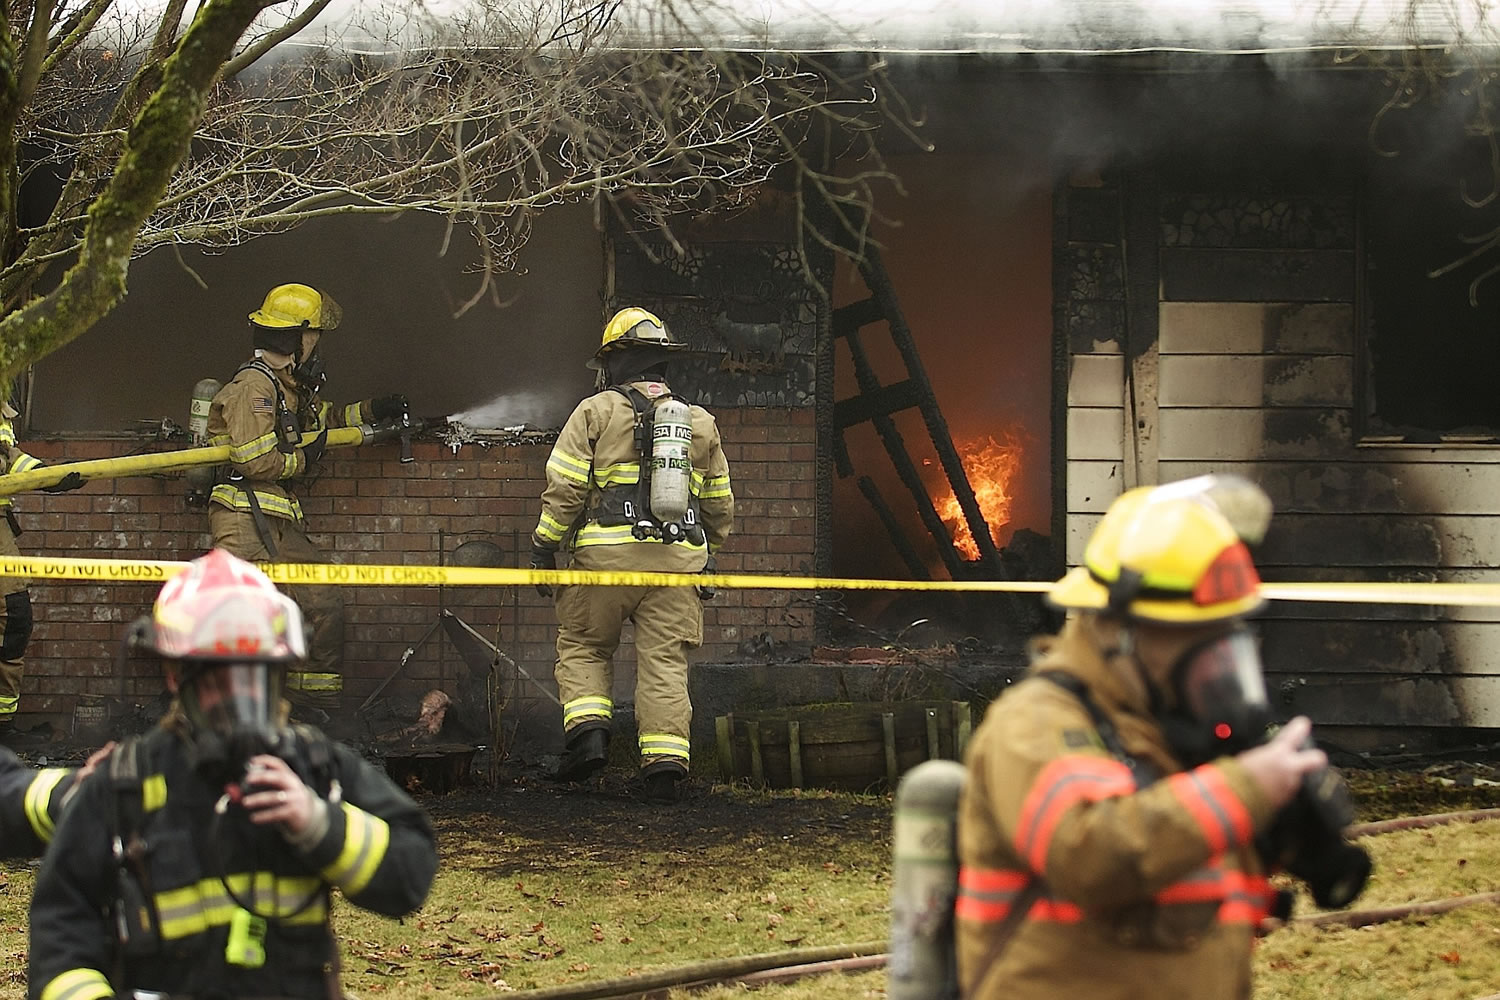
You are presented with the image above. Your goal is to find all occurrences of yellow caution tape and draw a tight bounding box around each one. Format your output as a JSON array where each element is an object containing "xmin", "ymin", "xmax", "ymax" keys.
[{"xmin": 0, "ymin": 554, "xmax": 1498, "ymax": 606}]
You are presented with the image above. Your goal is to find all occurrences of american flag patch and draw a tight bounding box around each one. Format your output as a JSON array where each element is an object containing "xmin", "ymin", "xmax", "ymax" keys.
[{"xmin": 252, "ymin": 397, "xmax": 274, "ymax": 414}]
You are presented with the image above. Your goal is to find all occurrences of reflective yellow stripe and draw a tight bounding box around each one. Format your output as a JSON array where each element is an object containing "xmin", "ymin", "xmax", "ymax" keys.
[
  {"xmin": 700, "ymin": 475, "xmax": 731, "ymax": 499},
  {"xmin": 40, "ymin": 968, "xmax": 113, "ymax": 1000},
  {"xmin": 142, "ymin": 773, "xmax": 167, "ymax": 813},
  {"xmin": 0, "ymin": 423, "xmax": 14, "ymax": 449},
  {"xmin": 229, "ymin": 432, "xmax": 280, "ymax": 463},
  {"xmin": 24, "ymin": 769, "xmax": 69, "ymax": 843},
  {"xmin": 8, "ymin": 453, "xmax": 41, "ymax": 474},
  {"xmin": 209, "ymin": 484, "xmax": 304, "ymax": 521},
  {"xmin": 0, "ymin": 693, "xmax": 18, "ymax": 714},
  {"xmin": 343, "ymin": 402, "xmax": 364, "ymax": 426},
  {"xmin": 546, "ymin": 449, "xmax": 590, "ymax": 484},
  {"xmin": 535, "ymin": 511, "xmax": 569, "ymax": 543},
  {"xmin": 563, "ymin": 696, "xmax": 612, "ymax": 727},
  {"xmin": 286, "ymin": 671, "xmax": 342, "ymax": 693},
  {"xmin": 592, "ymin": 460, "xmax": 640, "ymax": 487},
  {"xmin": 638, "ymin": 733, "xmax": 690, "ymax": 760},
  {"xmin": 575, "ymin": 523, "xmax": 706, "ymax": 550},
  {"xmin": 280, "ymin": 452, "xmax": 298, "ymax": 479},
  {"xmin": 322, "ymin": 802, "xmax": 390, "ymax": 894},
  {"xmin": 155, "ymin": 873, "xmax": 326, "ymax": 938}
]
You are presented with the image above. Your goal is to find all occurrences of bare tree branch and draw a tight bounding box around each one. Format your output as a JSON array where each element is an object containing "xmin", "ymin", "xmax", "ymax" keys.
[{"xmin": 0, "ymin": 0, "xmax": 918, "ymax": 379}]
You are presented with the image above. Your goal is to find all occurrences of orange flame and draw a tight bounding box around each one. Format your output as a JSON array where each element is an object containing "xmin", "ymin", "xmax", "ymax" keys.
[{"xmin": 935, "ymin": 432, "xmax": 1024, "ymax": 560}]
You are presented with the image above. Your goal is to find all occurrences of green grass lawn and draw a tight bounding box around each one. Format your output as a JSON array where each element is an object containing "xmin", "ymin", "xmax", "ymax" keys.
[{"xmin": 3, "ymin": 770, "xmax": 1498, "ymax": 1000}]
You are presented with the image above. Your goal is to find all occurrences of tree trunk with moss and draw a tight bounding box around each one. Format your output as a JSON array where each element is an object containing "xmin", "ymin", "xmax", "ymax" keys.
[{"xmin": 0, "ymin": 0, "xmax": 279, "ymax": 381}]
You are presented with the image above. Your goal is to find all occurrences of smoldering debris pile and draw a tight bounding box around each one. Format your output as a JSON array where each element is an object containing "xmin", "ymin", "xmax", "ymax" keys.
[{"xmin": 436, "ymin": 420, "xmax": 557, "ymax": 454}]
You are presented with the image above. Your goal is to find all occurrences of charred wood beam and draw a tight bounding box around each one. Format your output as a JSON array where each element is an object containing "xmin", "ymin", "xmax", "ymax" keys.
[
  {"xmin": 832, "ymin": 427, "xmax": 853, "ymax": 478},
  {"xmin": 856, "ymin": 475, "xmax": 931, "ymax": 581},
  {"xmin": 833, "ymin": 296, "xmax": 885, "ymax": 335},
  {"xmin": 855, "ymin": 244, "xmax": 1004, "ymax": 576},
  {"xmin": 834, "ymin": 380, "xmax": 922, "ymax": 428},
  {"xmin": 846, "ymin": 327, "xmax": 966, "ymax": 579}
]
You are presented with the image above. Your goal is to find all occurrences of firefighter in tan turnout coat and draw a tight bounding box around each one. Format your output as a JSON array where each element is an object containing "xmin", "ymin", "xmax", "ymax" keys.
[
  {"xmin": 0, "ymin": 400, "xmax": 82, "ymax": 743},
  {"xmin": 956, "ymin": 482, "xmax": 1340, "ymax": 1000},
  {"xmin": 207, "ymin": 283, "xmax": 407, "ymax": 719},
  {"xmin": 530, "ymin": 307, "xmax": 733, "ymax": 803}
]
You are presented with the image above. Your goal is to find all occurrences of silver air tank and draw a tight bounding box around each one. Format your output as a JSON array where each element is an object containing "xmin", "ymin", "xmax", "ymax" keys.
[
  {"xmin": 649, "ymin": 397, "xmax": 692, "ymax": 527},
  {"xmin": 185, "ymin": 377, "xmax": 223, "ymax": 507},
  {"xmin": 189, "ymin": 377, "xmax": 223, "ymax": 445},
  {"xmin": 888, "ymin": 759, "xmax": 967, "ymax": 1000}
]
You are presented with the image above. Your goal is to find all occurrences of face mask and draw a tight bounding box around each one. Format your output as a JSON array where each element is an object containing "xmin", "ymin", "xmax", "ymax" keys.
[
  {"xmin": 292, "ymin": 348, "xmax": 326, "ymax": 394},
  {"xmin": 180, "ymin": 662, "xmax": 285, "ymax": 783},
  {"xmin": 1158, "ymin": 627, "xmax": 1274, "ymax": 766}
]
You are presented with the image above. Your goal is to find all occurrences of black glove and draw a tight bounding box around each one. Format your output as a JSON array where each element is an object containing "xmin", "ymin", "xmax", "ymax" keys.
[
  {"xmin": 530, "ymin": 543, "xmax": 557, "ymax": 598},
  {"xmin": 40, "ymin": 471, "xmax": 85, "ymax": 494},
  {"xmin": 697, "ymin": 554, "xmax": 717, "ymax": 601},
  {"xmin": 370, "ymin": 394, "xmax": 408, "ymax": 421},
  {"xmin": 301, "ymin": 428, "xmax": 329, "ymax": 465}
]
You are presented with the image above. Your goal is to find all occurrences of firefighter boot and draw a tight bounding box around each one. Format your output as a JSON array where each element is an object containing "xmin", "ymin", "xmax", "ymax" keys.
[
  {"xmin": 642, "ymin": 760, "xmax": 686, "ymax": 805},
  {"xmin": 549, "ymin": 726, "xmax": 609, "ymax": 783}
]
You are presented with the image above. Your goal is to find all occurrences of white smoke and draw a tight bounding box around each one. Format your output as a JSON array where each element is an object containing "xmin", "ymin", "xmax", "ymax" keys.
[{"xmin": 447, "ymin": 391, "xmax": 554, "ymax": 429}]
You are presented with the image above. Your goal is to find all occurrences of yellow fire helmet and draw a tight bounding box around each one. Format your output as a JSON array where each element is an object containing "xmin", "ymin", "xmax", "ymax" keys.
[
  {"xmin": 248, "ymin": 283, "xmax": 343, "ymax": 331},
  {"xmin": 1049, "ymin": 486, "xmax": 1266, "ymax": 625},
  {"xmin": 587, "ymin": 307, "xmax": 683, "ymax": 370}
]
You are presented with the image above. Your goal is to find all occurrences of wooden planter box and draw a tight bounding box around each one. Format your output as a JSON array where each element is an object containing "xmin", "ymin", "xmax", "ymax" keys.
[{"xmin": 714, "ymin": 700, "xmax": 974, "ymax": 792}]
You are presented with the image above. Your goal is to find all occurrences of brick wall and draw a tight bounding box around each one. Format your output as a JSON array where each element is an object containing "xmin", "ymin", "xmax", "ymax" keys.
[{"xmin": 13, "ymin": 406, "xmax": 817, "ymax": 738}]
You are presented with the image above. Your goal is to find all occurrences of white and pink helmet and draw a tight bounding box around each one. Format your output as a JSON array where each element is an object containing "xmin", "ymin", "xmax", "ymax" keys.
[{"xmin": 142, "ymin": 549, "xmax": 307, "ymax": 663}]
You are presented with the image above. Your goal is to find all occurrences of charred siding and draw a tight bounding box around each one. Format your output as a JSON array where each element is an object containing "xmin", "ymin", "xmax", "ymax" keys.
[{"xmin": 1061, "ymin": 181, "xmax": 1500, "ymax": 742}]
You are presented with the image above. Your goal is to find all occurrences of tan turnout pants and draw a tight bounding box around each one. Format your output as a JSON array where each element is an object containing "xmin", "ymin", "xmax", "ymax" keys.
[
  {"xmin": 553, "ymin": 583, "xmax": 703, "ymax": 771},
  {"xmin": 0, "ymin": 520, "xmax": 27, "ymax": 719},
  {"xmin": 210, "ymin": 507, "xmax": 345, "ymax": 712}
]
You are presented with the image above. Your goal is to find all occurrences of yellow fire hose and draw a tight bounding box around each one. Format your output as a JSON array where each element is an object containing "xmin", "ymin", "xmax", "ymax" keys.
[{"xmin": 0, "ymin": 425, "xmax": 371, "ymax": 495}]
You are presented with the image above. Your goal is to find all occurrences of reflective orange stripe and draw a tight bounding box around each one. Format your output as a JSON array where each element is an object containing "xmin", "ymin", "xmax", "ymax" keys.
[
  {"xmin": 960, "ymin": 867, "xmax": 1029, "ymax": 892},
  {"xmin": 1154, "ymin": 866, "xmax": 1227, "ymax": 904},
  {"xmin": 956, "ymin": 866, "xmax": 1081, "ymax": 925},
  {"xmin": 1016, "ymin": 756, "xmax": 1134, "ymax": 872},
  {"xmin": 1030, "ymin": 899, "xmax": 1083, "ymax": 922},
  {"xmin": 1217, "ymin": 869, "xmax": 1275, "ymax": 925},
  {"xmin": 1166, "ymin": 765, "xmax": 1252, "ymax": 854},
  {"xmin": 956, "ymin": 866, "xmax": 1029, "ymax": 921}
]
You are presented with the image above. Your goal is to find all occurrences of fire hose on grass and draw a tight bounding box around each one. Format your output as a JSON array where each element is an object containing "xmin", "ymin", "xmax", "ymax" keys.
[{"xmin": 486, "ymin": 941, "xmax": 889, "ymax": 1000}]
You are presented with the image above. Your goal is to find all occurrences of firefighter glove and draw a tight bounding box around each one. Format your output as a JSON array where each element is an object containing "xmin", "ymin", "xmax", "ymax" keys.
[
  {"xmin": 697, "ymin": 554, "xmax": 718, "ymax": 601},
  {"xmin": 370, "ymin": 394, "xmax": 408, "ymax": 421},
  {"xmin": 530, "ymin": 542, "xmax": 557, "ymax": 598},
  {"xmin": 301, "ymin": 428, "xmax": 329, "ymax": 465},
  {"xmin": 40, "ymin": 471, "xmax": 85, "ymax": 494}
]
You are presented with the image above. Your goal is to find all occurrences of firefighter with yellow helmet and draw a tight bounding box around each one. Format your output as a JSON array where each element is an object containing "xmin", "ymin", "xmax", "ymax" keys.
[
  {"xmin": 205, "ymin": 283, "xmax": 408, "ymax": 724},
  {"xmin": 954, "ymin": 477, "xmax": 1368, "ymax": 999},
  {"xmin": 529, "ymin": 307, "xmax": 733, "ymax": 803}
]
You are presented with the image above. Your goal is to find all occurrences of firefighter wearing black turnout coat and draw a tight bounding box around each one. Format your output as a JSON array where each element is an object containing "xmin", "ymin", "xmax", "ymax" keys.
[{"xmin": 28, "ymin": 549, "xmax": 438, "ymax": 1000}]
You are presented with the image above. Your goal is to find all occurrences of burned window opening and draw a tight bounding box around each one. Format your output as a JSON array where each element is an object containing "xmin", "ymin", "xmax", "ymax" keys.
[{"xmin": 1364, "ymin": 144, "xmax": 1500, "ymax": 440}]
